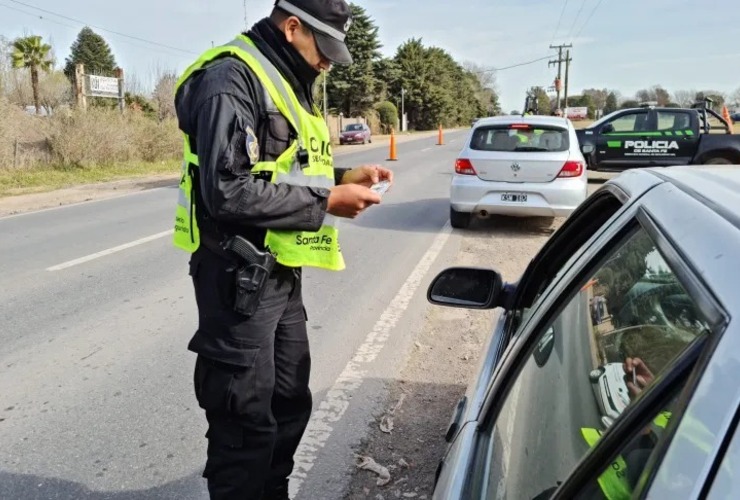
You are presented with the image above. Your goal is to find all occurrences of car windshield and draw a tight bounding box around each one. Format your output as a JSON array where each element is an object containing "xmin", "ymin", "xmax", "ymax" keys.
[
  {"xmin": 345, "ymin": 124, "xmax": 364, "ymax": 131},
  {"xmin": 470, "ymin": 125, "xmax": 569, "ymax": 152}
]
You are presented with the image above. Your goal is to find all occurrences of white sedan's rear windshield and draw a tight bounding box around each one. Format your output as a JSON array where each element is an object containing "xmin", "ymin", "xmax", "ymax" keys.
[{"xmin": 470, "ymin": 125, "xmax": 570, "ymax": 152}]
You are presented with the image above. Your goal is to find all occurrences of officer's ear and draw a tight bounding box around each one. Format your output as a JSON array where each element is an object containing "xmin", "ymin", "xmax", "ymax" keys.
[{"xmin": 283, "ymin": 16, "xmax": 303, "ymax": 43}]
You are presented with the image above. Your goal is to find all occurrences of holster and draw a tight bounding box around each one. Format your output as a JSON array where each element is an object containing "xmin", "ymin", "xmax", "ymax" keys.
[{"xmin": 220, "ymin": 235, "xmax": 276, "ymax": 317}]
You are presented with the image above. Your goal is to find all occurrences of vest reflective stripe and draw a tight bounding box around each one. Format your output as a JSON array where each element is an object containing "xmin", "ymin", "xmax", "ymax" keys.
[
  {"xmin": 172, "ymin": 35, "xmax": 344, "ymax": 271},
  {"xmin": 227, "ymin": 37, "xmax": 302, "ymax": 139}
]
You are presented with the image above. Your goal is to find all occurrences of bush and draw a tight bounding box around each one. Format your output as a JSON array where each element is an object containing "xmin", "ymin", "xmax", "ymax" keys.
[
  {"xmin": 364, "ymin": 108, "xmax": 380, "ymax": 135},
  {"xmin": 0, "ymin": 101, "xmax": 181, "ymax": 169},
  {"xmin": 374, "ymin": 101, "xmax": 398, "ymax": 133}
]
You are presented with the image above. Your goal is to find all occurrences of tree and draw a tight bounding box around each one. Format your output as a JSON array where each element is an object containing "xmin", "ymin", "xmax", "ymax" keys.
[
  {"xmin": 583, "ymin": 88, "xmax": 609, "ymax": 112},
  {"xmin": 326, "ymin": 4, "xmax": 381, "ymax": 117},
  {"xmin": 730, "ymin": 87, "xmax": 740, "ymax": 108},
  {"xmin": 64, "ymin": 27, "xmax": 117, "ymax": 80},
  {"xmin": 11, "ymin": 35, "xmax": 53, "ymax": 114},
  {"xmin": 153, "ymin": 72, "xmax": 177, "ymax": 121},
  {"xmin": 696, "ymin": 90, "xmax": 726, "ymax": 110},
  {"xmin": 38, "ymin": 70, "xmax": 72, "ymax": 111},
  {"xmin": 462, "ymin": 62, "xmax": 501, "ymax": 116},
  {"xmin": 621, "ymin": 99, "xmax": 640, "ymax": 109},
  {"xmin": 531, "ymin": 86, "xmax": 551, "ymax": 114},
  {"xmin": 673, "ymin": 89, "xmax": 697, "ymax": 107},
  {"xmin": 636, "ymin": 85, "xmax": 671, "ymax": 106},
  {"xmin": 604, "ymin": 92, "xmax": 618, "ymax": 114},
  {"xmin": 372, "ymin": 57, "xmax": 401, "ymax": 104}
]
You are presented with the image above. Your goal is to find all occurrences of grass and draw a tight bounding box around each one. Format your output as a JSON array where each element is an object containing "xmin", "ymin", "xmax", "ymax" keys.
[{"xmin": 0, "ymin": 160, "xmax": 180, "ymax": 198}]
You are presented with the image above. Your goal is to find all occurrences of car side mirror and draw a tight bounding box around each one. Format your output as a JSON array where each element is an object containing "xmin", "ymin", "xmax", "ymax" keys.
[
  {"xmin": 427, "ymin": 267, "xmax": 504, "ymax": 309},
  {"xmin": 601, "ymin": 123, "xmax": 615, "ymax": 134}
]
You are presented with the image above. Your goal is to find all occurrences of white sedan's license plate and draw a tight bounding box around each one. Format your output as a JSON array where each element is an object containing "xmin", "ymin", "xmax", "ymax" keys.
[{"xmin": 501, "ymin": 193, "xmax": 527, "ymax": 203}]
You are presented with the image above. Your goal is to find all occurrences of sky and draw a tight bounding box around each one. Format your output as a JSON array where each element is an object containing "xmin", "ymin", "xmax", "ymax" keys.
[{"xmin": 1, "ymin": 0, "xmax": 739, "ymax": 112}]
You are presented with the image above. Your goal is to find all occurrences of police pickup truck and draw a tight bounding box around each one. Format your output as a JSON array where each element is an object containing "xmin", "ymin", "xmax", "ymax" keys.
[{"xmin": 575, "ymin": 101, "xmax": 740, "ymax": 171}]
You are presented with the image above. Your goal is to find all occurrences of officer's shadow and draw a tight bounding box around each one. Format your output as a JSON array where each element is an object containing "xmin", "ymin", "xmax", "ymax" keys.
[
  {"xmin": 351, "ymin": 197, "xmax": 449, "ymax": 233},
  {"xmin": 0, "ymin": 469, "xmax": 208, "ymax": 500}
]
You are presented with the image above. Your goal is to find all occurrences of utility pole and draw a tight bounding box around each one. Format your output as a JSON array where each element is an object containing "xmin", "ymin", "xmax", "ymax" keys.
[
  {"xmin": 244, "ymin": 0, "xmax": 248, "ymax": 30},
  {"xmin": 564, "ymin": 49, "xmax": 573, "ymax": 110},
  {"xmin": 549, "ymin": 43, "xmax": 571, "ymax": 111}
]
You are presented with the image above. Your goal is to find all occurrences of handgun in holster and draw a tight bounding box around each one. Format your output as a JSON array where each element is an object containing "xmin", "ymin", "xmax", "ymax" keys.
[{"xmin": 222, "ymin": 235, "xmax": 276, "ymax": 317}]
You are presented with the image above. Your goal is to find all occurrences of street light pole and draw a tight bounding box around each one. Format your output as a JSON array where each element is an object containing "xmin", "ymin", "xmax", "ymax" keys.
[{"xmin": 401, "ymin": 88, "xmax": 405, "ymax": 132}]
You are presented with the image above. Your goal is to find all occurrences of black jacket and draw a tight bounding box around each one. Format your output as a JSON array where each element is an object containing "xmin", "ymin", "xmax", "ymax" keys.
[{"xmin": 175, "ymin": 18, "xmax": 348, "ymax": 247}]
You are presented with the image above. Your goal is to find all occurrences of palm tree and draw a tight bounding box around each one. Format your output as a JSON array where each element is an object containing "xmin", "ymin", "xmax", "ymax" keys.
[{"xmin": 11, "ymin": 35, "xmax": 53, "ymax": 115}]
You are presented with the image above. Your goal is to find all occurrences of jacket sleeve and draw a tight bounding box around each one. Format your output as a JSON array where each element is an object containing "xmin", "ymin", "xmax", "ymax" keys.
[{"xmin": 194, "ymin": 92, "xmax": 331, "ymax": 232}]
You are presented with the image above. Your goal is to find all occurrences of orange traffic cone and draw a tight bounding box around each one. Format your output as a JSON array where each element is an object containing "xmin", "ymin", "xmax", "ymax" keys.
[
  {"xmin": 722, "ymin": 105, "xmax": 734, "ymax": 134},
  {"xmin": 437, "ymin": 124, "xmax": 444, "ymax": 146},
  {"xmin": 388, "ymin": 128, "xmax": 398, "ymax": 161}
]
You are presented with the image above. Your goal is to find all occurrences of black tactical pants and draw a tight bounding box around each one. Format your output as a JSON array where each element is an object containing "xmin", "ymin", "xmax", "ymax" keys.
[{"xmin": 189, "ymin": 251, "xmax": 312, "ymax": 500}]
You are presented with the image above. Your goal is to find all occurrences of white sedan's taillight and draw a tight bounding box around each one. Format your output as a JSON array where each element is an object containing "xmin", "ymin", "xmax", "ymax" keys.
[
  {"xmin": 557, "ymin": 160, "xmax": 584, "ymax": 178},
  {"xmin": 455, "ymin": 158, "xmax": 477, "ymax": 175}
]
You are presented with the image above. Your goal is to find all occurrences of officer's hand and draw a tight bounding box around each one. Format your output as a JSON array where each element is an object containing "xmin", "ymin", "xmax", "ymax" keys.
[
  {"xmin": 341, "ymin": 165, "xmax": 394, "ymax": 188},
  {"xmin": 327, "ymin": 184, "xmax": 381, "ymax": 218},
  {"xmin": 623, "ymin": 357, "xmax": 654, "ymax": 398}
]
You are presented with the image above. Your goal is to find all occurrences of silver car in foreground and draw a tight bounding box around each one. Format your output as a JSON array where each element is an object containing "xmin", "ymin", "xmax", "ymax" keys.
[
  {"xmin": 450, "ymin": 116, "xmax": 588, "ymax": 228},
  {"xmin": 428, "ymin": 165, "xmax": 740, "ymax": 499}
]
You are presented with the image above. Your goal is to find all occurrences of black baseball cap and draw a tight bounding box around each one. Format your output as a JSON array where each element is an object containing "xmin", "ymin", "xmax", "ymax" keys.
[{"xmin": 274, "ymin": 0, "xmax": 354, "ymax": 65}]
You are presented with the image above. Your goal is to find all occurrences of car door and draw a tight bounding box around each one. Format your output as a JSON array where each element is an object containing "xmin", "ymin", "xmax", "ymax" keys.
[
  {"xmin": 447, "ymin": 186, "xmax": 728, "ymax": 500},
  {"xmin": 433, "ymin": 180, "xmax": 661, "ymax": 499},
  {"xmin": 651, "ymin": 110, "xmax": 699, "ymax": 166},
  {"xmin": 594, "ymin": 110, "xmax": 655, "ymax": 170}
]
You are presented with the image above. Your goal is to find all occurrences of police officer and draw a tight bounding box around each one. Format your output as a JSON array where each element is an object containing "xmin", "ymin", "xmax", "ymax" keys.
[{"xmin": 173, "ymin": 1, "xmax": 393, "ymax": 498}]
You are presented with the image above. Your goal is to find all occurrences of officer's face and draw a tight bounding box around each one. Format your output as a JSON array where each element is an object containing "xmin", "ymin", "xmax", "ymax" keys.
[{"xmin": 284, "ymin": 17, "xmax": 332, "ymax": 73}]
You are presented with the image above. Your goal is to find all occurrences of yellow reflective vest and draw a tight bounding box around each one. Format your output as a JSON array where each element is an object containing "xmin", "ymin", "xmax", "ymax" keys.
[{"xmin": 173, "ymin": 35, "xmax": 345, "ymax": 271}]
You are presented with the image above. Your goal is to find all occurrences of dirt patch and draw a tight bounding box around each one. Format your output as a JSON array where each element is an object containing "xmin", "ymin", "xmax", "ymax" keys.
[{"xmin": 344, "ymin": 215, "xmax": 563, "ymax": 499}]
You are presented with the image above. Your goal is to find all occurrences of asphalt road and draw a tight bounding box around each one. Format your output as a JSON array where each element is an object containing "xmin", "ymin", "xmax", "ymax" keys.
[{"xmin": 0, "ymin": 131, "xmax": 469, "ymax": 500}]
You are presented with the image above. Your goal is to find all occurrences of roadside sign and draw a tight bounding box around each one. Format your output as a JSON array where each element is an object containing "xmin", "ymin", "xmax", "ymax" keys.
[
  {"xmin": 565, "ymin": 107, "xmax": 589, "ymax": 120},
  {"xmin": 88, "ymin": 75, "xmax": 120, "ymax": 97}
]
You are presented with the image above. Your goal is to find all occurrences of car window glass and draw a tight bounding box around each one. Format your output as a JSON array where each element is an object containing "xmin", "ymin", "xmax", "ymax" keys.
[
  {"xmin": 482, "ymin": 226, "xmax": 711, "ymax": 500},
  {"xmin": 657, "ymin": 111, "xmax": 692, "ymax": 132},
  {"xmin": 574, "ymin": 386, "xmax": 687, "ymax": 500},
  {"xmin": 471, "ymin": 125, "xmax": 569, "ymax": 152},
  {"xmin": 606, "ymin": 112, "xmax": 648, "ymax": 133}
]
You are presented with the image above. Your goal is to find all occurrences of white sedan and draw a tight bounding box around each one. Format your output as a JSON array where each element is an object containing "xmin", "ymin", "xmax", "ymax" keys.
[{"xmin": 450, "ymin": 115, "xmax": 589, "ymax": 228}]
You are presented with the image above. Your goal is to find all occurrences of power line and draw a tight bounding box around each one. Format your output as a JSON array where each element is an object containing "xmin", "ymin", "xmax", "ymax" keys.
[
  {"xmin": 7, "ymin": 0, "xmax": 197, "ymax": 55},
  {"xmin": 573, "ymin": 0, "xmax": 607, "ymax": 39},
  {"xmin": 551, "ymin": 0, "xmax": 569, "ymax": 42},
  {"xmin": 473, "ymin": 55, "xmax": 555, "ymax": 74},
  {"xmin": 0, "ymin": 1, "xmax": 79, "ymax": 30},
  {"xmin": 565, "ymin": 0, "xmax": 588, "ymax": 40}
]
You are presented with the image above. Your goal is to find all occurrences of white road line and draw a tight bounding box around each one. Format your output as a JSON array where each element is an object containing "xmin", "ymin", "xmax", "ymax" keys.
[
  {"xmin": 421, "ymin": 147, "xmax": 432, "ymax": 152},
  {"xmin": 46, "ymin": 229, "xmax": 174, "ymax": 271},
  {"xmin": 289, "ymin": 222, "xmax": 454, "ymax": 497}
]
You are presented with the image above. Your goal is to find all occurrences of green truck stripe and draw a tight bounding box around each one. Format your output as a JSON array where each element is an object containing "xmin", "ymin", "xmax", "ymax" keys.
[
  {"xmin": 675, "ymin": 130, "xmax": 684, "ymax": 136},
  {"xmin": 607, "ymin": 141, "xmax": 622, "ymax": 148},
  {"xmin": 604, "ymin": 132, "xmax": 664, "ymax": 136},
  {"xmin": 685, "ymin": 130, "xmax": 694, "ymax": 136}
]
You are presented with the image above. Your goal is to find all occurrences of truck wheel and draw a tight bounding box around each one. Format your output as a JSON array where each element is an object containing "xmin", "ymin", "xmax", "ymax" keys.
[
  {"xmin": 450, "ymin": 208, "xmax": 472, "ymax": 229},
  {"xmin": 705, "ymin": 157, "xmax": 732, "ymax": 165}
]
